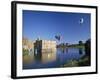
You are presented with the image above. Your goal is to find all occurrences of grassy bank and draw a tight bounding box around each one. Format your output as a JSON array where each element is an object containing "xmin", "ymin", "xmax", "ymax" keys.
[{"xmin": 62, "ymin": 56, "xmax": 90, "ymax": 67}]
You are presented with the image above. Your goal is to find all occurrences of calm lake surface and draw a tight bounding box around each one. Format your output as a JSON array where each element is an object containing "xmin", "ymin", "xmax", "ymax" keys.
[{"xmin": 23, "ymin": 48, "xmax": 85, "ymax": 69}]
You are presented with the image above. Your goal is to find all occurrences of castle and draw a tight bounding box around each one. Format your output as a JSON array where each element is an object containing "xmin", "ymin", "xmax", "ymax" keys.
[{"xmin": 22, "ymin": 37, "xmax": 57, "ymax": 55}]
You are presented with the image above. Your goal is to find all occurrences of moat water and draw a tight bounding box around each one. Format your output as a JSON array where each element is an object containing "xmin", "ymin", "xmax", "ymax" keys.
[{"xmin": 23, "ymin": 48, "xmax": 85, "ymax": 69}]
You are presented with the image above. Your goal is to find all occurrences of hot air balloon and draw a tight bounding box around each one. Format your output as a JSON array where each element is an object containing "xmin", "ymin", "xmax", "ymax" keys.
[{"xmin": 55, "ymin": 35, "xmax": 61, "ymax": 41}]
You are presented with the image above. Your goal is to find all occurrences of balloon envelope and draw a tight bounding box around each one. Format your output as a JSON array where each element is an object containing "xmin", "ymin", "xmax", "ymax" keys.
[{"xmin": 55, "ymin": 35, "xmax": 60, "ymax": 41}]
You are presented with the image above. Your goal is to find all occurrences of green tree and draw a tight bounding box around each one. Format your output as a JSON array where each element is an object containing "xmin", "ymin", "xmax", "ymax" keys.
[{"xmin": 79, "ymin": 41, "xmax": 83, "ymax": 45}]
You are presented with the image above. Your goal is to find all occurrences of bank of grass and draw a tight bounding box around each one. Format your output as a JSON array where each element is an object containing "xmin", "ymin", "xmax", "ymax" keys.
[{"xmin": 62, "ymin": 56, "xmax": 90, "ymax": 67}]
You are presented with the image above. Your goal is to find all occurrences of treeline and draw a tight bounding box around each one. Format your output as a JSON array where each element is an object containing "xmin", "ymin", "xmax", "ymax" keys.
[
  {"xmin": 57, "ymin": 39, "xmax": 90, "ymax": 49},
  {"xmin": 57, "ymin": 41, "xmax": 85, "ymax": 48}
]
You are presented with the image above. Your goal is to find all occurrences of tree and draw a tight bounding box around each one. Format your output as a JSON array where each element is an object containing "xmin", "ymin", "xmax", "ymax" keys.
[
  {"xmin": 66, "ymin": 43, "xmax": 68, "ymax": 47},
  {"xmin": 85, "ymin": 39, "xmax": 91, "ymax": 56},
  {"xmin": 79, "ymin": 41, "xmax": 83, "ymax": 45},
  {"xmin": 84, "ymin": 39, "xmax": 91, "ymax": 65}
]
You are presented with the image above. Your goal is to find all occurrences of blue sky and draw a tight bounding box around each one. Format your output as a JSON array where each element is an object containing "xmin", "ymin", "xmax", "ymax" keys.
[{"xmin": 23, "ymin": 10, "xmax": 90, "ymax": 44}]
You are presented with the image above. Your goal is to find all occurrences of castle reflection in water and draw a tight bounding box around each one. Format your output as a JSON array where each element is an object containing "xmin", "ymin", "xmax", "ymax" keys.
[
  {"xmin": 23, "ymin": 38, "xmax": 57, "ymax": 64},
  {"xmin": 22, "ymin": 38, "xmax": 85, "ymax": 69}
]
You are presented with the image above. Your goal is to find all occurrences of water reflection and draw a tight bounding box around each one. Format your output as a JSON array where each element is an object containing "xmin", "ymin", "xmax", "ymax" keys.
[
  {"xmin": 79, "ymin": 48, "xmax": 83, "ymax": 54},
  {"xmin": 23, "ymin": 48, "xmax": 85, "ymax": 69},
  {"xmin": 60, "ymin": 48, "xmax": 68, "ymax": 53},
  {"xmin": 34, "ymin": 52, "xmax": 41, "ymax": 61},
  {"xmin": 23, "ymin": 54, "xmax": 34, "ymax": 64},
  {"xmin": 23, "ymin": 49, "xmax": 56, "ymax": 64},
  {"xmin": 42, "ymin": 51, "xmax": 56, "ymax": 63}
]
